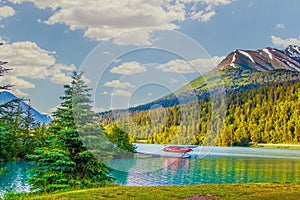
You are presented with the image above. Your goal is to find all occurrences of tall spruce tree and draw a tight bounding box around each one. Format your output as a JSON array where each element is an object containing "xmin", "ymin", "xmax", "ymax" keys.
[
  {"xmin": 0, "ymin": 52, "xmax": 18, "ymax": 161},
  {"xmin": 28, "ymin": 72, "xmax": 113, "ymax": 192},
  {"xmin": 0, "ymin": 43, "xmax": 12, "ymax": 90}
]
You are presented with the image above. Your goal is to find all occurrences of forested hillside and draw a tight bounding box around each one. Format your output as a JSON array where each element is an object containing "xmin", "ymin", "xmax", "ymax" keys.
[
  {"xmin": 100, "ymin": 80, "xmax": 300, "ymax": 146},
  {"xmin": 99, "ymin": 45, "xmax": 300, "ymax": 146}
]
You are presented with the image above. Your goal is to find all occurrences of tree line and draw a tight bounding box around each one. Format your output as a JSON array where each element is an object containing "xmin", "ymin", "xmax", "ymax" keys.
[
  {"xmin": 101, "ymin": 80, "xmax": 300, "ymax": 146},
  {"xmin": 0, "ymin": 57, "xmax": 135, "ymax": 192}
]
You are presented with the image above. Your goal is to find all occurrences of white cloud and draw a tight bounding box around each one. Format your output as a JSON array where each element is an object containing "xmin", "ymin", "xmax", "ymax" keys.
[
  {"xmin": 0, "ymin": 41, "xmax": 76, "ymax": 92},
  {"xmin": 8, "ymin": 0, "xmax": 234, "ymax": 46},
  {"xmin": 157, "ymin": 59, "xmax": 196, "ymax": 74},
  {"xmin": 12, "ymin": 89, "xmax": 28, "ymax": 96},
  {"xmin": 271, "ymin": 36, "xmax": 300, "ymax": 48},
  {"xmin": 104, "ymin": 80, "xmax": 135, "ymax": 89},
  {"xmin": 0, "ymin": 76, "xmax": 35, "ymax": 89},
  {"xmin": 113, "ymin": 29, "xmax": 153, "ymax": 46},
  {"xmin": 190, "ymin": 10, "xmax": 216, "ymax": 22},
  {"xmin": 169, "ymin": 78, "xmax": 179, "ymax": 84},
  {"xmin": 0, "ymin": 6, "xmax": 16, "ymax": 19},
  {"xmin": 49, "ymin": 64, "xmax": 76, "ymax": 85},
  {"xmin": 148, "ymin": 92, "xmax": 152, "ymax": 96},
  {"xmin": 111, "ymin": 89, "xmax": 131, "ymax": 97},
  {"xmin": 101, "ymin": 51, "xmax": 114, "ymax": 56},
  {"xmin": 101, "ymin": 91, "xmax": 108, "ymax": 95},
  {"xmin": 0, "ymin": 37, "xmax": 9, "ymax": 44},
  {"xmin": 189, "ymin": 0, "xmax": 233, "ymax": 22},
  {"xmin": 110, "ymin": 61, "xmax": 147, "ymax": 75},
  {"xmin": 156, "ymin": 56, "xmax": 224, "ymax": 74},
  {"xmin": 275, "ymin": 24, "xmax": 285, "ymax": 29},
  {"xmin": 113, "ymin": 58, "xmax": 121, "ymax": 63},
  {"xmin": 192, "ymin": 56, "xmax": 225, "ymax": 72}
]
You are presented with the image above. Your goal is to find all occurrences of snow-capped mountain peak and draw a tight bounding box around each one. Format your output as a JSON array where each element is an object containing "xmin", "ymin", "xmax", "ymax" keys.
[{"xmin": 217, "ymin": 45, "xmax": 300, "ymax": 71}]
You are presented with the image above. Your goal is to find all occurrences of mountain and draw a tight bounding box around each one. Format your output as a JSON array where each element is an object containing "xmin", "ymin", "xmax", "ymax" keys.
[
  {"xmin": 111, "ymin": 46, "xmax": 300, "ymax": 113},
  {"xmin": 99, "ymin": 45, "xmax": 300, "ymax": 146},
  {"xmin": 217, "ymin": 45, "xmax": 300, "ymax": 71},
  {"xmin": 0, "ymin": 91, "xmax": 52, "ymax": 125}
]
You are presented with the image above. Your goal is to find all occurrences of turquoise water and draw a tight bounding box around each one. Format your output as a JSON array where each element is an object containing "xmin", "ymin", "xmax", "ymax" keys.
[
  {"xmin": 1, "ymin": 145, "xmax": 300, "ymax": 197},
  {"xmin": 0, "ymin": 161, "xmax": 32, "ymax": 197},
  {"xmin": 111, "ymin": 155, "xmax": 300, "ymax": 186}
]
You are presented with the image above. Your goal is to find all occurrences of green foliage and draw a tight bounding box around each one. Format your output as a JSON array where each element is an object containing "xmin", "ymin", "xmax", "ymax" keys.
[
  {"xmin": 27, "ymin": 72, "xmax": 113, "ymax": 192},
  {"xmin": 105, "ymin": 124, "xmax": 136, "ymax": 158},
  {"xmin": 0, "ymin": 49, "xmax": 12, "ymax": 90},
  {"xmin": 27, "ymin": 145, "xmax": 75, "ymax": 192},
  {"xmin": 8, "ymin": 184, "xmax": 300, "ymax": 200},
  {"xmin": 0, "ymin": 98, "xmax": 45, "ymax": 161},
  {"xmin": 0, "ymin": 167, "xmax": 6, "ymax": 175},
  {"xmin": 102, "ymin": 80, "xmax": 300, "ymax": 146},
  {"xmin": 0, "ymin": 57, "xmax": 46, "ymax": 161},
  {"xmin": 180, "ymin": 68, "xmax": 300, "ymax": 93}
]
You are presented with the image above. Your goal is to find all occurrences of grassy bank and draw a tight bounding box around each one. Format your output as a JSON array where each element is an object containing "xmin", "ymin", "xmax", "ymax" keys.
[
  {"xmin": 7, "ymin": 183, "xmax": 300, "ymax": 200},
  {"xmin": 254, "ymin": 143, "xmax": 300, "ymax": 150}
]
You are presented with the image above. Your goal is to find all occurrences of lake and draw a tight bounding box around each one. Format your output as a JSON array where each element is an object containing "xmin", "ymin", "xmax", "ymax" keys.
[{"xmin": 1, "ymin": 145, "xmax": 300, "ymax": 197}]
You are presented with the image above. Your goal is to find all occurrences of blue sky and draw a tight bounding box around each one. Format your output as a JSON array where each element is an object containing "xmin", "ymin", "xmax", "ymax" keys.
[{"xmin": 0, "ymin": 0, "xmax": 299, "ymax": 114}]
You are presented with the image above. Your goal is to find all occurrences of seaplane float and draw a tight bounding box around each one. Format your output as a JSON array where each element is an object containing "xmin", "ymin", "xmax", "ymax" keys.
[{"xmin": 162, "ymin": 145, "xmax": 194, "ymax": 158}]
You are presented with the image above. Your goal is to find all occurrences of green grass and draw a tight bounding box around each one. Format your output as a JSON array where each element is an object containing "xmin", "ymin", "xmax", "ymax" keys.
[
  {"xmin": 0, "ymin": 167, "xmax": 6, "ymax": 175},
  {"xmin": 8, "ymin": 184, "xmax": 300, "ymax": 200},
  {"xmin": 176, "ymin": 69, "xmax": 300, "ymax": 94}
]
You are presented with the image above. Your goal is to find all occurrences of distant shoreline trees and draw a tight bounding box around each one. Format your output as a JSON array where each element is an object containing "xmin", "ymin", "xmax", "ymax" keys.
[{"xmin": 100, "ymin": 81, "xmax": 300, "ymax": 146}]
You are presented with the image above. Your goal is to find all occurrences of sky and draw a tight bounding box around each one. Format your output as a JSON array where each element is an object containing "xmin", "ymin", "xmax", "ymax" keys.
[{"xmin": 0, "ymin": 0, "xmax": 300, "ymax": 114}]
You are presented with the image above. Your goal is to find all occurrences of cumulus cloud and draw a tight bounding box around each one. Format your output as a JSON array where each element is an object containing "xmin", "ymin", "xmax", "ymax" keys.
[
  {"xmin": 156, "ymin": 56, "xmax": 224, "ymax": 74},
  {"xmin": 50, "ymin": 64, "xmax": 76, "ymax": 85},
  {"xmin": 189, "ymin": 0, "xmax": 233, "ymax": 22},
  {"xmin": 8, "ymin": 0, "xmax": 234, "ymax": 45},
  {"xmin": 275, "ymin": 24, "xmax": 285, "ymax": 29},
  {"xmin": 111, "ymin": 89, "xmax": 132, "ymax": 97},
  {"xmin": 0, "ymin": 6, "xmax": 16, "ymax": 19},
  {"xmin": 12, "ymin": 89, "xmax": 28, "ymax": 96},
  {"xmin": 0, "ymin": 41, "xmax": 76, "ymax": 94},
  {"xmin": 110, "ymin": 61, "xmax": 147, "ymax": 75},
  {"xmin": 104, "ymin": 80, "xmax": 135, "ymax": 97},
  {"xmin": 169, "ymin": 78, "xmax": 179, "ymax": 84},
  {"xmin": 157, "ymin": 59, "xmax": 196, "ymax": 74},
  {"xmin": 113, "ymin": 29, "xmax": 153, "ymax": 46},
  {"xmin": 101, "ymin": 91, "xmax": 108, "ymax": 95},
  {"xmin": 0, "ymin": 76, "xmax": 35, "ymax": 89},
  {"xmin": 190, "ymin": 10, "xmax": 216, "ymax": 22},
  {"xmin": 104, "ymin": 80, "xmax": 135, "ymax": 89},
  {"xmin": 271, "ymin": 36, "xmax": 300, "ymax": 48}
]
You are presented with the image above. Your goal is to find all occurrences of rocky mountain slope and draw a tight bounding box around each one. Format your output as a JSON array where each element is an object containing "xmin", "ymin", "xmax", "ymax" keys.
[
  {"xmin": 0, "ymin": 91, "xmax": 52, "ymax": 124},
  {"xmin": 217, "ymin": 45, "xmax": 300, "ymax": 71}
]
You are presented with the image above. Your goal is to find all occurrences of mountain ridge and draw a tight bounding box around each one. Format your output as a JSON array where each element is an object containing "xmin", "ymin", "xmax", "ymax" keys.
[
  {"xmin": 0, "ymin": 91, "xmax": 52, "ymax": 125},
  {"xmin": 100, "ymin": 45, "xmax": 300, "ymax": 114},
  {"xmin": 216, "ymin": 45, "xmax": 300, "ymax": 71}
]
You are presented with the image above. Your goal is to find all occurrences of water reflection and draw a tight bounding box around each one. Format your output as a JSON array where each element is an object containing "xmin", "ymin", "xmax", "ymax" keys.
[
  {"xmin": 1, "ymin": 150, "xmax": 300, "ymax": 195},
  {"xmin": 112, "ymin": 155, "xmax": 300, "ymax": 186},
  {"xmin": 0, "ymin": 161, "xmax": 32, "ymax": 197},
  {"xmin": 162, "ymin": 157, "xmax": 190, "ymax": 173}
]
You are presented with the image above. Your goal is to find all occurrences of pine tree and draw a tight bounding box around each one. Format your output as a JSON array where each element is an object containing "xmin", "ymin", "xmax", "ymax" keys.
[
  {"xmin": 0, "ymin": 44, "xmax": 12, "ymax": 90},
  {"xmin": 28, "ymin": 72, "xmax": 113, "ymax": 192}
]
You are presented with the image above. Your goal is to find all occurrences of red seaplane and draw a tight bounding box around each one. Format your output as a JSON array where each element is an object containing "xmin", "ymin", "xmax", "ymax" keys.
[{"xmin": 163, "ymin": 145, "xmax": 193, "ymax": 154}]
